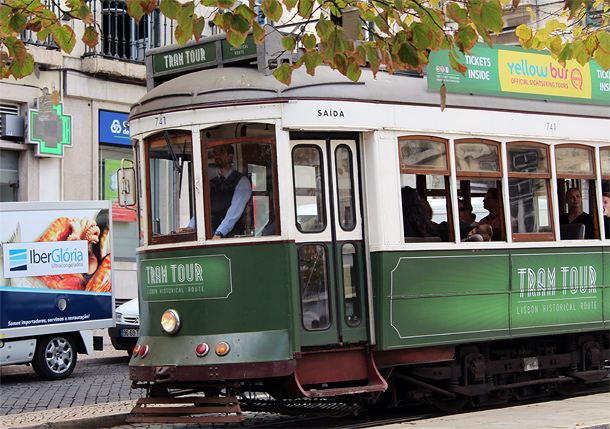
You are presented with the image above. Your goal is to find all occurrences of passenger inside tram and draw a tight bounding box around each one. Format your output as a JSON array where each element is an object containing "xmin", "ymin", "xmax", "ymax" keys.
[
  {"xmin": 603, "ymin": 192, "xmax": 610, "ymax": 239},
  {"xmin": 559, "ymin": 187, "xmax": 595, "ymax": 240},
  {"xmin": 401, "ymin": 186, "xmax": 438, "ymax": 238},
  {"xmin": 177, "ymin": 144, "xmax": 252, "ymax": 238},
  {"xmin": 479, "ymin": 188, "xmax": 501, "ymax": 229}
]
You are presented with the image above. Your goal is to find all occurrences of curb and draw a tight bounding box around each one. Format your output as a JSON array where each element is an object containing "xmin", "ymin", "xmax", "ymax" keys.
[{"xmin": 0, "ymin": 401, "xmax": 136, "ymax": 429}]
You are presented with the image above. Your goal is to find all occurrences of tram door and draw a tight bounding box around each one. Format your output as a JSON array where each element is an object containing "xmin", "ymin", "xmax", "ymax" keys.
[{"xmin": 292, "ymin": 136, "xmax": 369, "ymax": 348}]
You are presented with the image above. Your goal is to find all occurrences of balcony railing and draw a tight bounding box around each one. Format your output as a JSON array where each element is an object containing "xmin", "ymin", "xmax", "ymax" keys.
[
  {"xmin": 20, "ymin": 0, "xmax": 176, "ymax": 64},
  {"xmin": 86, "ymin": 0, "xmax": 176, "ymax": 63}
]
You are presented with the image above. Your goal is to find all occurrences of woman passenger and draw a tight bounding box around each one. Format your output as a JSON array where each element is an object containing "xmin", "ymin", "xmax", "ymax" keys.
[{"xmin": 559, "ymin": 187, "xmax": 595, "ymax": 239}]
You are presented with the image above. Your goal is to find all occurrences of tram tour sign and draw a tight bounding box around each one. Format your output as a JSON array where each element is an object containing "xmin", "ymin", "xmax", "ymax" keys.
[
  {"xmin": 140, "ymin": 255, "xmax": 233, "ymax": 301},
  {"xmin": 428, "ymin": 43, "xmax": 610, "ymax": 105}
]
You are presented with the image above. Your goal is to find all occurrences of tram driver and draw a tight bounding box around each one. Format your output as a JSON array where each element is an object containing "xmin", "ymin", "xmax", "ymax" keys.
[{"xmin": 177, "ymin": 144, "xmax": 252, "ymax": 239}]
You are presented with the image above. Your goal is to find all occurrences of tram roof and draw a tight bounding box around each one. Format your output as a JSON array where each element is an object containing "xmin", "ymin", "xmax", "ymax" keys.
[{"xmin": 130, "ymin": 65, "xmax": 610, "ymax": 120}]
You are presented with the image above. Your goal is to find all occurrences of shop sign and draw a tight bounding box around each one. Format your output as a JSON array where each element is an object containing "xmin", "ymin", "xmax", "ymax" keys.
[
  {"xmin": 99, "ymin": 110, "xmax": 130, "ymax": 145},
  {"xmin": 28, "ymin": 104, "xmax": 72, "ymax": 157}
]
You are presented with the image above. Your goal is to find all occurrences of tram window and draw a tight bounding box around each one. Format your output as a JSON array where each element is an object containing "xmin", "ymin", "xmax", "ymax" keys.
[
  {"xmin": 145, "ymin": 130, "xmax": 195, "ymax": 244},
  {"xmin": 298, "ymin": 244, "xmax": 331, "ymax": 331},
  {"xmin": 293, "ymin": 146, "xmax": 326, "ymax": 233},
  {"xmin": 455, "ymin": 140, "xmax": 504, "ymax": 241},
  {"xmin": 556, "ymin": 145, "xmax": 599, "ymax": 240},
  {"xmin": 398, "ymin": 136, "xmax": 450, "ymax": 242},
  {"xmin": 602, "ymin": 148, "xmax": 610, "ymax": 239},
  {"xmin": 507, "ymin": 143, "xmax": 553, "ymax": 241},
  {"xmin": 341, "ymin": 243, "xmax": 361, "ymax": 328},
  {"xmin": 335, "ymin": 146, "xmax": 356, "ymax": 231},
  {"xmin": 203, "ymin": 136, "xmax": 278, "ymax": 238},
  {"xmin": 398, "ymin": 137, "xmax": 448, "ymax": 173},
  {"xmin": 400, "ymin": 173, "xmax": 449, "ymax": 240}
]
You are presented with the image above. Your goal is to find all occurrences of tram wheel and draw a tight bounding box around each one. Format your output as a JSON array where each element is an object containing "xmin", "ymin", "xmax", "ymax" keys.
[
  {"xmin": 554, "ymin": 379, "xmax": 584, "ymax": 396},
  {"xmin": 427, "ymin": 393, "xmax": 469, "ymax": 413}
]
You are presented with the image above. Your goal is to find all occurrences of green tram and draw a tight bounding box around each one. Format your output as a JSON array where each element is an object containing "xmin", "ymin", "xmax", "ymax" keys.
[{"xmin": 121, "ymin": 33, "xmax": 609, "ymax": 422}]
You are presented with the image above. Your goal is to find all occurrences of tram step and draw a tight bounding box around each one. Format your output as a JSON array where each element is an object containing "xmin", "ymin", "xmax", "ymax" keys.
[
  {"xmin": 126, "ymin": 396, "xmax": 244, "ymax": 424},
  {"xmin": 307, "ymin": 382, "xmax": 387, "ymax": 398}
]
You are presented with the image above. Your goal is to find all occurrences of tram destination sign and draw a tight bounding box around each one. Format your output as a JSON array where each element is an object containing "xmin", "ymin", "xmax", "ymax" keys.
[
  {"xmin": 152, "ymin": 34, "xmax": 257, "ymax": 75},
  {"xmin": 428, "ymin": 43, "xmax": 609, "ymax": 105},
  {"xmin": 140, "ymin": 255, "xmax": 232, "ymax": 301}
]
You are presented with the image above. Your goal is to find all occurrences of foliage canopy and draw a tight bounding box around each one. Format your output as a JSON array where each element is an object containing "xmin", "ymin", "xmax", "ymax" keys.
[{"xmin": 1, "ymin": 0, "xmax": 609, "ymax": 83}]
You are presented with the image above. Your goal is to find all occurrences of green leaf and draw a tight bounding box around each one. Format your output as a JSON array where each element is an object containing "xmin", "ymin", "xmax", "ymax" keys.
[
  {"xmin": 480, "ymin": 0, "xmax": 504, "ymax": 33},
  {"xmin": 160, "ymin": 0, "xmax": 181, "ymax": 19},
  {"xmin": 515, "ymin": 24, "xmax": 532, "ymax": 42},
  {"xmin": 51, "ymin": 24, "xmax": 76, "ymax": 53},
  {"xmin": 449, "ymin": 50, "xmax": 467, "ymax": 75},
  {"xmin": 9, "ymin": 52, "xmax": 34, "ymax": 79},
  {"xmin": 302, "ymin": 33, "xmax": 317, "ymax": 50},
  {"xmin": 346, "ymin": 60, "xmax": 361, "ymax": 82},
  {"xmin": 395, "ymin": 42, "xmax": 419, "ymax": 67},
  {"xmin": 298, "ymin": 0, "xmax": 313, "ymax": 18},
  {"xmin": 8, "ymin": 13, "xmax": 27, "ymax": 32},
  {"xmin": 140, "ymin": 0, "xmax": 158, "ymax": 14},
  {"xmin": 316, "ymin": 16, "xmax": 333, "ymax": 40},
  {"xmin": 303, "ymin": 51, "xmax": 323, "ymax": 75},
  {"xmin": 446, "ymin": 2, "xmax": 467, "ymax": 24},
  {"xmin": 282, "ymin": 35, "xmax": 296, "ymax": 51},
  {"xmin": 546, "ymin": 35, "xmax": 563, "ymax": 55},
  {"xmin": 455, "ymin": 25, "xmax": 477, "ymax": 53},
  {"xmin": 597, "ymin": 30, "xmax": 610, "ymax": 54},
  {"xmin": 82, "ymin": 25, "xmax": 98, "ymax": 48},
  {"xmin": 235, "ymin": 3, "xmax": 258, "ymax": 21},
  {"xmin": 192, "ymin": 16, "xmax": 205, "ymax": 42},
  {"xmin": 572, "ymin": 39, "xmax": 590, "ymax": 66},
  {"xmin": 411, "ymin": 23, "xmax": 431, "ymax": 50},
  {"xmin": 5, "ymin": 37, "xmax": 27, "ymax": 66},
  {"xmin": 272, "ymin": 61, "xmax": 292, "ymax": 84},
  {"xmin": 126, "ymin": 0, "xmax": 145, "ymax": 23},
  {"xmin": 252, "ymin": 21, "xmax": 265, "ymax": 44},
  {"xmin": 593, "ymin": 46, "xmax": 610, "ymax": 70},
  {"xmin": 261, "ymin": 0, "xmax": 282, "ymax": 22},
  {"xmin": 545, "ymin": 18, "xmax": 561, "ymax": 33},
  {"xmin": 285, "ymin": 0, "xmax": 298, "ymax": 10},
  {"xmin": 174, "ymin": 2, "xmax": 195, "ymax": 45},
  {"xmin": 557, "ymin": 42, "xmax": 573, "ymax": 63},
  {"xmin": 364, "ymin": 42, "xmax": 381, "ymax": 75}
]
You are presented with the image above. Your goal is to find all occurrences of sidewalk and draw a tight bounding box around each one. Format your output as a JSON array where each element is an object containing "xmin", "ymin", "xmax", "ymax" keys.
[{"xmin": 0, "ymin": 343, "xmax": 135, "ymax": 429}]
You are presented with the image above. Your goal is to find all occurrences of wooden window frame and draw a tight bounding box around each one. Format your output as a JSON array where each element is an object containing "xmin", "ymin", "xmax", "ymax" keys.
[
  {"xmin": 507, "ymin": 142, "xmax": 554, "ymax": 242},
  {"xmin": 555, "ymin": 144, "xmax": 596, "ymax": 180},
  {"xmin": 455, "ymin": 139, "xmax": 503, "ymax": 179},
  {"xmin": 398, "ymin": 136, "xmax": 450, "ymax": 175},
  {"xmin": 144, "ymin": 130, "xmax": 196, "ymax": 245}
]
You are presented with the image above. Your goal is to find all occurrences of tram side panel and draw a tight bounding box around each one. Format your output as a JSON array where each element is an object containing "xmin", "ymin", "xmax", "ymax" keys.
[
  {"xmin": 371, "ymin": 249, "xmax": 512, "ymax": 352},
  {"xmin": 133, "ymin": 242, "xmax": 298, "ymax": 375},
  {"xmin": 371, "ymin": 246, "xmax": 609, "ymax": 353},
  {"xmin": 508, "ymin": 247, "xmax": 607, "ymax": 338}
]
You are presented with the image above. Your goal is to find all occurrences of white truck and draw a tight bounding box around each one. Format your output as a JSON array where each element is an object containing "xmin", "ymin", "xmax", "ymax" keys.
[{"xmin": 0, "ymin": 201, "xmax": 114, "ymax": 380}]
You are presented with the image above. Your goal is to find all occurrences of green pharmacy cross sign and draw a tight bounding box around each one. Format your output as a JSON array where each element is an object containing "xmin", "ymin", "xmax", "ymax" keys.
[{"xmin": 28, "ymin": 104, "xmax": 73, "ymax": 157}]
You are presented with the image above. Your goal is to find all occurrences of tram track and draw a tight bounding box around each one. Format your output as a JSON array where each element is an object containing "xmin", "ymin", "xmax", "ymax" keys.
[{"xmin": 238, "ymin": 379, "xmax": 609, "ymax": 429}]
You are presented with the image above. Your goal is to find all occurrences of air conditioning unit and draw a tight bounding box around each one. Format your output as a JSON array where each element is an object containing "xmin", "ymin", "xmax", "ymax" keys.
[{"xmin": 1, "ymin": 114, "xmax": 25, "ymax": 141}]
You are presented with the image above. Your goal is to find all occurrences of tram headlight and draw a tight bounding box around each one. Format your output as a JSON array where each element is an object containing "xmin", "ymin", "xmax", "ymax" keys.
[{"xmin": 160, "ymin": 309, "xmax": 180, "ymax": 334}]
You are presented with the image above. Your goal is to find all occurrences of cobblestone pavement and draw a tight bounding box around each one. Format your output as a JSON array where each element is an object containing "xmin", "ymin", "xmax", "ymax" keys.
[{"xmin": 0, "ymin": 344, "xmax": 143, "ymax": 428}]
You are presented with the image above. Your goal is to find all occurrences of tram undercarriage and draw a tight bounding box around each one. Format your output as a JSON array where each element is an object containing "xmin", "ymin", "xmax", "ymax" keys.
[{"xmin": 127, "ymin": 331, "xmax": 609, "ymax": 423}]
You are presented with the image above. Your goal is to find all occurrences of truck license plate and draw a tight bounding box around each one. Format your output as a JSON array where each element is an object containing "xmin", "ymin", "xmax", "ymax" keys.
[{"xmin": 121, "ymin": 329, "xmax": 139, "ymax": 337}]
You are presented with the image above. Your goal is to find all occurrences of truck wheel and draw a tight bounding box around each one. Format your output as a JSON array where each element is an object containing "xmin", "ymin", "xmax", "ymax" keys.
[{"xmin": 32, "ymin": 335, "xmax": 78, "ymax": 380}]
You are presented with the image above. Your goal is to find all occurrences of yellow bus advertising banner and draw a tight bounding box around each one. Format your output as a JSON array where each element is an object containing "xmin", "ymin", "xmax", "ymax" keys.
[{"xmin": 428, "ymin": 43, "xmax": 609, "ymax": 105}]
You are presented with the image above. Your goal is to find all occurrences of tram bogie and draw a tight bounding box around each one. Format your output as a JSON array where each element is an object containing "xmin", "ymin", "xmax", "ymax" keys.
[{"xmin": 123, "ymin": 34, "xmax": 609, "ymax": 422}]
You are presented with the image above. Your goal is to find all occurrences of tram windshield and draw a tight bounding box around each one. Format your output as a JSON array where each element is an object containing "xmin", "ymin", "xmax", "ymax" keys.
[{"xmin": 145, "ymin": 130, "xmax": 195, "ymax": 244}]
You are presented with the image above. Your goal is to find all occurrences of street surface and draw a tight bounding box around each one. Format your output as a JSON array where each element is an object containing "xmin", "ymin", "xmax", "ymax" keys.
[{"xmin": 1, "ymin": 345, "xmax": 608, "ymax": 429}]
